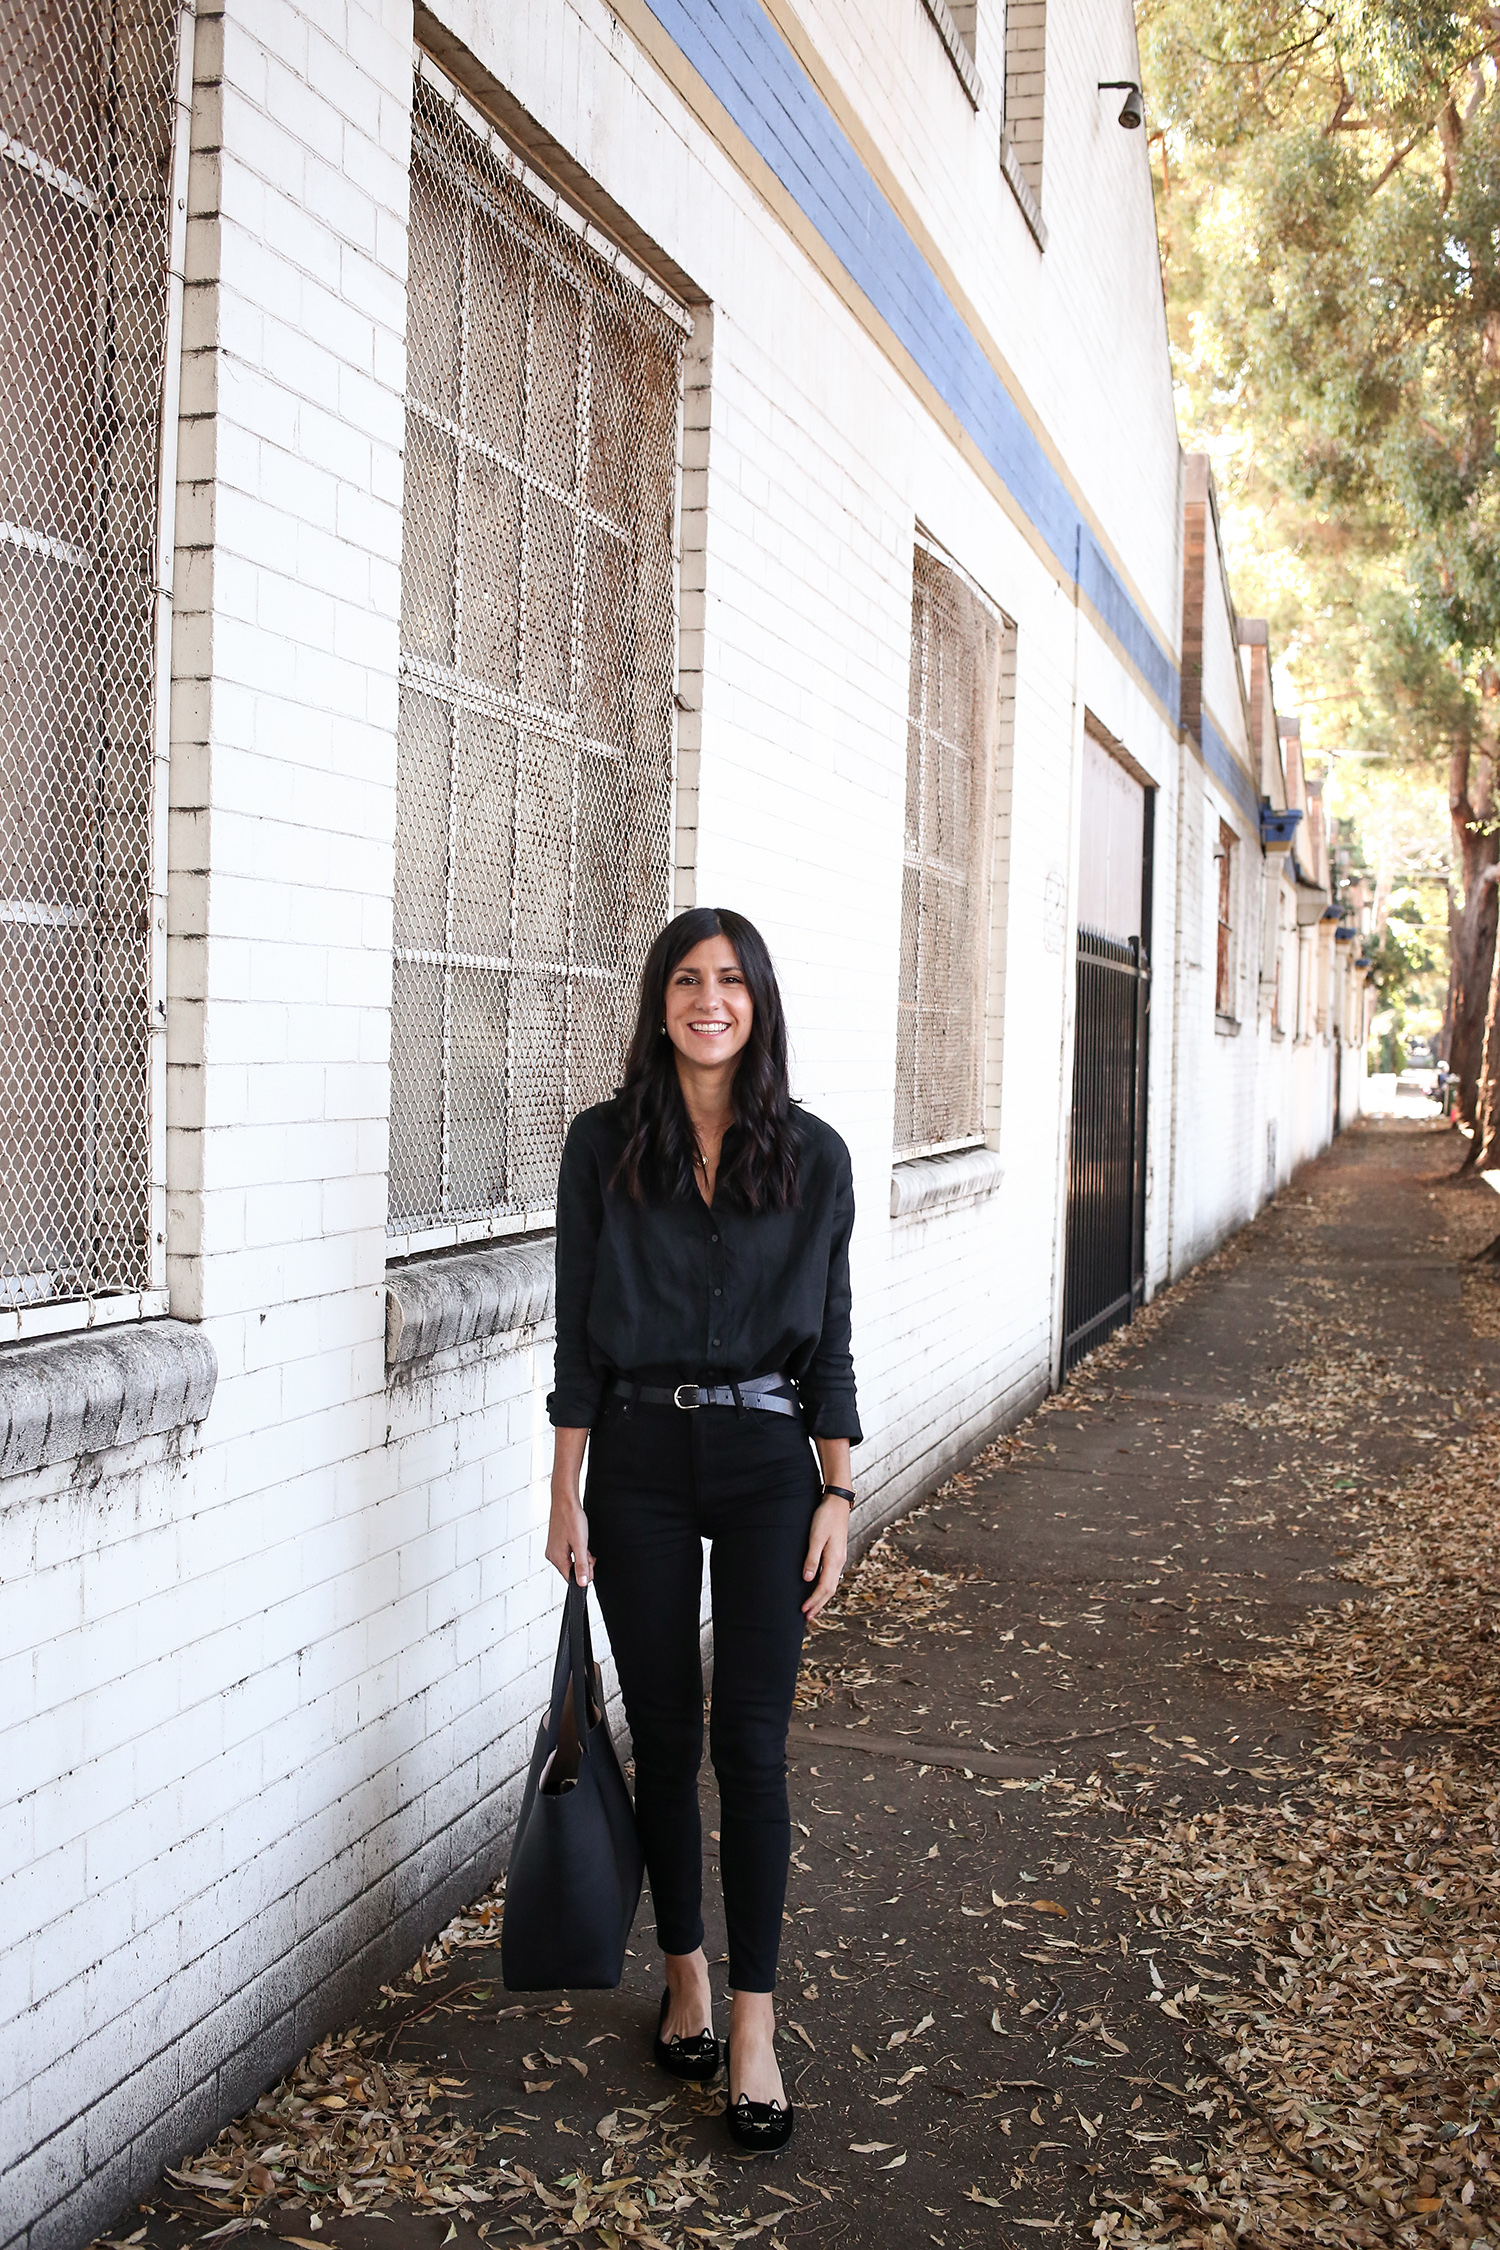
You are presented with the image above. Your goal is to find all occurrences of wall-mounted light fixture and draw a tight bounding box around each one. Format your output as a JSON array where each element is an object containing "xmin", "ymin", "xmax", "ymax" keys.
[{"xmin": 1098, "ymin": 79, "xmax": 1144, "ymax": 129}]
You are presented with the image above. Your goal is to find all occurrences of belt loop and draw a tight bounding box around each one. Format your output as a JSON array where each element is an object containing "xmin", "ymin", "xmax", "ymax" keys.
[{"xmin": 729, "ymin": 1377, "xmax": 746, "ymax": 1420}]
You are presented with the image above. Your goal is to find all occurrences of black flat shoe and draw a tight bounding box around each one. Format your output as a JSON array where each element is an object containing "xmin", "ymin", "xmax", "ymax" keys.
[
  {"xmin": 725, "ymin": 2091, "xmax": 794, "ymax": 2154},
  {"xmin": 723, "ymin": 2040, "xmax": 793, "ymax": 2153},
  {"xmin": 653, "ymin": 1990, "xmax": 720, "ymax": 2080}
]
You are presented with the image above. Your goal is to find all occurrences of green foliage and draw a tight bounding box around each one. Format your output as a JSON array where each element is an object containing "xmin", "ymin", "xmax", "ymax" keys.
[
  {"xmin": 1142, "ymin": 0, "xmax": 1500, "ymax": 686},
  {"xmin": 1139, "ymin": 0, "xmax": 1500, "ymax": 969},
  {"xmin": 1327, "ymin": 766, "xmax": 1449, "ymax": 1063},
  {"xmin": 1368, "ymin": 897, "xmax": 1448, "ymax": 1066},
  {"xmin": 1368, "ymin": 891, "xmax": 1446, "ymax": 989}
]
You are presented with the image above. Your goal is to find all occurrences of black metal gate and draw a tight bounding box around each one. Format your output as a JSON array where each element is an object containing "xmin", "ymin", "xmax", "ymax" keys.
[{"xmin": 1061, "ymin": 928, "xmax": 1151, "ymax": 1372}]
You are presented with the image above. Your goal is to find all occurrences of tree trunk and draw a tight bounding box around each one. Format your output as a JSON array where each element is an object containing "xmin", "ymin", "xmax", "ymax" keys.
[
  {"xmin": 1447, "ymin": 877, "xmax": 1493, "ymax": 1125},
  {"xmin": 1447, "ymin": 697, "xmax": 1500, "ymax": 1129},
  {"xmin": 1471, "ymin": 866, "xmax": 1500, "ymax": 1168},
  {"xmin": 1440, "ymin": 882, "xmax": 1456, "ymax": 1064}
]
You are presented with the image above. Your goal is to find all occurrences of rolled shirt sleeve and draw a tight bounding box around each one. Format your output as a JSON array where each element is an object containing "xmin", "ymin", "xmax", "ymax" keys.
[
  {"xmin": 796, "ymin": 1141, "xmax": 862, "ymax": 1443},
  {"xmin": 546, "ymin": 1115, "xmax": 607, "ymax": 1429}
]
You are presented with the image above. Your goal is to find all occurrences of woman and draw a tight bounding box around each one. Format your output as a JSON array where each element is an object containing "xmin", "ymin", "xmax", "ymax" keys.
[{"xmin": 545, "ymin": 906, "xmax": 860, "ymax": 2155}]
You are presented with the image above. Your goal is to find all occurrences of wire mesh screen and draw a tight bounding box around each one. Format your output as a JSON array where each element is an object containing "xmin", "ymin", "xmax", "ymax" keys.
[
  {"xmin": 0, "ymin": 0, "xmax": 177, "ymax": 1312},
  {"xmin": 390, "ymin": 75, "xmax": 683, "ymax": 1242},
  {"xmin": 894, "ymin": 547, "xmax": 1001, "ymax": 1158}
]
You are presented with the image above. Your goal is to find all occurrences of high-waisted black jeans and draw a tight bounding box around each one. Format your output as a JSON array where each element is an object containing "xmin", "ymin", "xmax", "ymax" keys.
[{"xmin": 584, "ymin": 1396, "xmax": 820, "ymax": 1993}]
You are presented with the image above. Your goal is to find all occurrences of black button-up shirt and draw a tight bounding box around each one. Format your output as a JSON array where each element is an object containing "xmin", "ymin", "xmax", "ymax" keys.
[{"xmin": 547, "ymin": 1099, "xmax": 861, "ymax": 1441}]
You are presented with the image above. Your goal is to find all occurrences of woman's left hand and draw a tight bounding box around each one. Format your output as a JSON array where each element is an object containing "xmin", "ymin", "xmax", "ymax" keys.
[{"xmin": 801, "ymin": 1496, "xmax": 850, "ymax": 1620}]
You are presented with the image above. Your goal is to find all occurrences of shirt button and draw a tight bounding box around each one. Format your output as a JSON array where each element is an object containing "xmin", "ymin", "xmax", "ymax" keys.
[
  {"xmin": 710, "ymin": 1233, "xmax": 719, "ymax": 1244},
  {"xmin": 713, "ymin": 1287, "xmax": 722, "ymax": 1297},
  {"xmin": 711, "ymin": 1336, "xmax": 720, "ymax": 1346}
]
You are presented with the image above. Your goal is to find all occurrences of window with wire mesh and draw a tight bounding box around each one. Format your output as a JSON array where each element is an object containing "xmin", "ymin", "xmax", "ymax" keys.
[
  {"xmin": 0, "ymin": 0, "xmax": 178, "ymax": 1313},
  {"xmin": 1216, "ymin": 817, "xmax": 1236, "ymax": 1016},
  {"xmin": 895, "ymin": 547, "xmax": 1001, "ymax": 1159},
  {"xmin": 391, "ymin": 78, "xmax": 683, "ymax": 1246}
]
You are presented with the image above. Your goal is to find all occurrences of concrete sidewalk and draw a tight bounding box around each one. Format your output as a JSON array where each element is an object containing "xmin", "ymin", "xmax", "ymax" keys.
[{"xmin": 133, "ymin": 1117, "xmax": 1499, "ymax": 2250}]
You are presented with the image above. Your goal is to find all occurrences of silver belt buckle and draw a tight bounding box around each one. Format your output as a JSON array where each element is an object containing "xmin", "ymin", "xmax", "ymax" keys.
[{"xmin": 672, "ymin": 1381, "xmax": 702, "ymax": 1410}]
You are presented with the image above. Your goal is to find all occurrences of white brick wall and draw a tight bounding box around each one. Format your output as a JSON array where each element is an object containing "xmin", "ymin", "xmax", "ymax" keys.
[
  {"xmin": 0, "ymin": 1, "xmax": 1356, "ymax": 2241},
  {"xmin": 5, "ymin": 0, "xmax": 421, "ymax": 2233},
  {"xmin": 1161, "ymin": 482, "xmax": 1347, "ymax": 1277},
  {"xmin": 790, "ymin": 0, "xmax": 1180, "ymax": 646}
]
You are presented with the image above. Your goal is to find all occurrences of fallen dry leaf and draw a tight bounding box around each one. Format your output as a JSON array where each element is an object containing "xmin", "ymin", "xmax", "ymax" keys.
[
  {"xmin": 1095, "ymin": 1403, "xmax": 1500, "ymax": 2250},
  {"xmin": 126, "ymin": 1900, "xmax": 745, "ymax": 2250},
  {"xmin": 796, "ymin": 1518, "xmax": 974, "ymax": 1689}
]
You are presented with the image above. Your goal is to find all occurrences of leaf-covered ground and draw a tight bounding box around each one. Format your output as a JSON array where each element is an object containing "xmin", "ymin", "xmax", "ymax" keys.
[
  {"xmin": 98, "ymin": 1119, "xmax": 1500, "ymax": 2250},
  {"xmin": 1095, "ymin": 1413, "xmax": 1500, "ymax": 2244}
]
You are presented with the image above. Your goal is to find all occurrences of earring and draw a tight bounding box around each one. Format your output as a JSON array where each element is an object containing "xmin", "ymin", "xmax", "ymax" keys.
[{"xmin": 659, "ymin": 1022, "xmax": 667, "ymax": 1036}]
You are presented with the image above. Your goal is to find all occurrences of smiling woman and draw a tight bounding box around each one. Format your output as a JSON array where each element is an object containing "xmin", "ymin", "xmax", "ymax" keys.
[
  {"xmin": 544, "ymin": 905, "xmax": 862, "ymax": 2155},
  {"xmin": 611, "ymin": 909, "xmax": 801, "ymax": 1212}
]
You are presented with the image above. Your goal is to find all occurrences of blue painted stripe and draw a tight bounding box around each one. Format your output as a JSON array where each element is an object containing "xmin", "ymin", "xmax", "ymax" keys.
[
  {"xmin": 645, "ymin": 0, "xmax": 1181, "ymax": 725},
  {"xmin": 1200, "ymin": 712, "xmax": 1260, "ymax": 824},
  {"xmin": 1077, "ymin": 530, "xmax": 1177, "ymax": 720}
]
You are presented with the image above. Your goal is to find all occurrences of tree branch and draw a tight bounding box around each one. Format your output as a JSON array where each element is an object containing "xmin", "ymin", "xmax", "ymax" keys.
[
  {"xmin": 1183, "ymin": 14, "xmax": 1335, "ymax": 76},
  {"xmin": 1368, "ymin": 123, "xmax": 1431, "ymax": 194},
  {"xmin": 1323, "ymin": 67, "xmax": 1354, "ymax": 136},
  {"xmin": 1358, "ymin": 32, "xmax": 1500, "ymax": 197}
]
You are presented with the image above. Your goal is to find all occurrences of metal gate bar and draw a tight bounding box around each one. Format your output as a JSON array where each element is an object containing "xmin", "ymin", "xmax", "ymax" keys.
[{"xmin": 1062, "ymin": 926, "xmax": 1150, "ymax": 1372}]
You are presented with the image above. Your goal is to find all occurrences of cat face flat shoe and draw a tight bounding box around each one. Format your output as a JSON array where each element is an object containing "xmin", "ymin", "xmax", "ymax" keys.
[
  {"xmin": 653, "ymin": 1990, "xmax": 720, "ymax": 2080},
  {"xmin": 725, "ymin": 2091, "xmax": 794, "ymax": 2154}
]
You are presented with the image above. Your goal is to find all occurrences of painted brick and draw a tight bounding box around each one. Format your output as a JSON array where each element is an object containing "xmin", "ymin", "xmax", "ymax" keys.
[{"xmin": 3, "ymin": 5, "xmax": 1359, "ymax": 2246}]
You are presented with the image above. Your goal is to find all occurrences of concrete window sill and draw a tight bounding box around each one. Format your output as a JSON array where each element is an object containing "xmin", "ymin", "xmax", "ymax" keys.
[
  {"xmin": 0, "ymin": 1319, "xmax": 218, "ymax": 1480},
  {"xmin": 918, "ymin": 0, "xmax": 982, "ymax": 109},
  {"xmin": 890, "ymin": 1144, "xmax": 1005, "ymax": 1220},
  {"xmin": 1000, "ymin": 131, "xmax": 1047, "ymax": 249},
  {"xmin": 386, "ymin": 1235, "xmax": 556, "ymax": 1373},
  {"xmin": 1215, "ymin": 1013, "xmax": 1242, "ymax": 1037}
]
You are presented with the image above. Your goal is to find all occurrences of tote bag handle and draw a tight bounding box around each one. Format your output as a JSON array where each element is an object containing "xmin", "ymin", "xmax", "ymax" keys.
[{"xmin": 563, "ymin": 1567, "xmax": 595, "ymax": 1742}]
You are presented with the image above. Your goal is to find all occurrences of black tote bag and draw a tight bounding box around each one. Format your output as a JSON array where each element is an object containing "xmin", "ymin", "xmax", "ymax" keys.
[{"xmin": 501, "ymin": 1573, "xmax": 643, "ymax": 1991}]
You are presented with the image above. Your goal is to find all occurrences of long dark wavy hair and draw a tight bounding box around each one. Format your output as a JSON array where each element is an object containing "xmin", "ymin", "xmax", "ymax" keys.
[{"xmin": 611, "ymin": 907, "xmax": 800, "ymax": 1210}]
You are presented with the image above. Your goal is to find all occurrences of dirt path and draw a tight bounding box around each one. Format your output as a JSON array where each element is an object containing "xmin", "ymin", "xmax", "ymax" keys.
[{"xmin": 123, "ymin": 1118, "xmax": 1500, "ymax": 2250}]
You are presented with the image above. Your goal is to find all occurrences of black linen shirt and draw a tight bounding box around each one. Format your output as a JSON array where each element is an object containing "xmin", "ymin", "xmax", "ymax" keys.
[{"xmin": 547, "ymin": 1099, "xmax": 861, "ymax": 1441}]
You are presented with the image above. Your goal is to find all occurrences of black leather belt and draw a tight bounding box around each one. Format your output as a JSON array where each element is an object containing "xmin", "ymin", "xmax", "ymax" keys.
[{"xmin": 610, "ymin": 1372, "xmax": 800, "ymax": 1417}]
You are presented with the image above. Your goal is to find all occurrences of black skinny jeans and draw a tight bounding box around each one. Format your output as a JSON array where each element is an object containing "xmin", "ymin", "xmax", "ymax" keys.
[{"xmin": 584, "ymin": 1396, "xmax": 820, "ymax": 1993}]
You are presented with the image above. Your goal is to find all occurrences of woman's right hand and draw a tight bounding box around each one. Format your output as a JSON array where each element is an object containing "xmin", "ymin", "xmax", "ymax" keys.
[
  {"xmin": 546, "ymin": 1490, "xmax": 594, "ymax": 1585},
  {"xmin": 547, "ymin": 1428, "xmax": 594, "ymax": 1583}
]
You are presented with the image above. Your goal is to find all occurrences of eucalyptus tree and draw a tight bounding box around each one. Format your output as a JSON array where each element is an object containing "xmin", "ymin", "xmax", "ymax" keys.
[{"xmin": 1140, "ymin": 0, "xmax": 1500, "ymax": 1136}]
